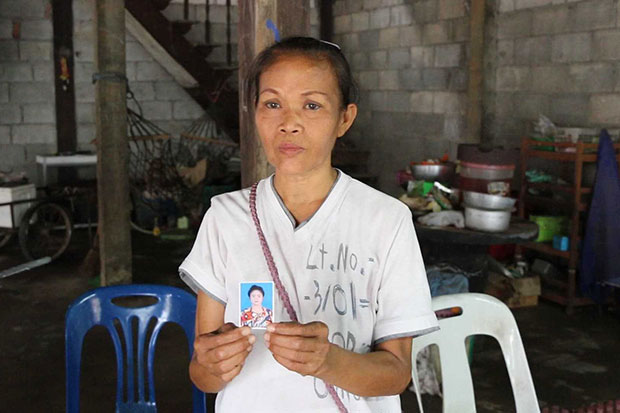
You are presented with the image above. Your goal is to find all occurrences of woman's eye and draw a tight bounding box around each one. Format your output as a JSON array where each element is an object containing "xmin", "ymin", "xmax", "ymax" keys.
[
  {"xmin": 305, "ymin": 103, "xmax": 321, "ymax": 110},
  {"xmin": 265, "ymin": 102, "xmax": 280, "ymax": 109}
]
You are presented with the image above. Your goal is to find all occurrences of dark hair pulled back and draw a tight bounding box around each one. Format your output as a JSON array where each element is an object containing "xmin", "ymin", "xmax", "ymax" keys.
[
  {"xmin": 248, "ymin": 285, "xmax": 265, "ymax": 297},
  {"xmin": 245, "ymin": 36, "xmax": 358, "ymax": 110}
]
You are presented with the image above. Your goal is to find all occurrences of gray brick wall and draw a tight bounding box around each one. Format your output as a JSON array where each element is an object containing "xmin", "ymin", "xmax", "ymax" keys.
[
  {"xmin": 486, "ymin": 0, "xmax": 620, "ymax": 148},
  {"xmin": 3, "ymin": 0, "xmax": 245, "ymax": 184},
  {"xmin": 0, "ymin": 1, "xmax": 56, "ymax": 180},
  {"xmin": 334, "ymin": 0, "xmax": 468, "ymax": 194}
]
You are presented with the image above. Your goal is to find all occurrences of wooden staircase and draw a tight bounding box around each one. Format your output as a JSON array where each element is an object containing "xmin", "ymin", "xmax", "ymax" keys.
[{"xmin": 125, "ymin": 0, "xmax": 239, "ymax": 140}]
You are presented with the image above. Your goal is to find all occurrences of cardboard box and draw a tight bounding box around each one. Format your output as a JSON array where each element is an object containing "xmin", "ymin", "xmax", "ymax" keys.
[
  {"xmin": 0, "ymin": 184, "xmax": 36, "ymax": 228},
  {"xmin": 485, "ymin": 272, "xmax": 541, "ymax": 308},
  {"xmin": 506, "ymin": 295, "xmax": 539, "ymax": 308}
]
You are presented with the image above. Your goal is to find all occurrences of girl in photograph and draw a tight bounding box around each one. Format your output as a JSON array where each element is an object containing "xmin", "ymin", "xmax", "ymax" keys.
[{"xmin": 180, "ymin": 36, "xmax": 438, "ymax": 412}]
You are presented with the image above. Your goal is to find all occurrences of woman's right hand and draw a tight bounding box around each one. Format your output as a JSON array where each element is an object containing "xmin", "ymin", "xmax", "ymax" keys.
[{"xmin": 193, "ymin": 323, "xmax": 255, "ymax": 383}]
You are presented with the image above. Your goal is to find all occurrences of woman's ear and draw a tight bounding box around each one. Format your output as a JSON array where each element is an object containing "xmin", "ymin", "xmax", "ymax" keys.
[{"xmin": 337, "ymin": 103, "xmax": 358, "ymax": 138}]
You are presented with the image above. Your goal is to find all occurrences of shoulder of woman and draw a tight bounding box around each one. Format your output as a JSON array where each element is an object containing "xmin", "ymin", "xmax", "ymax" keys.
[{"xmin": 208, "ymin": 187, "xmax": 253, "ymax": 217}]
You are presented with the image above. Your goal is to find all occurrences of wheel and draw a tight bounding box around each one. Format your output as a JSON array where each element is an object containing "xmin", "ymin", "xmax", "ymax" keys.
[
  {"xmin": 0, "ymin": 228, "xmax": 12, "ymax": 249},
  {"xmin": 18, "ymin": 202, "xmax": 73, "ymax": 261}
]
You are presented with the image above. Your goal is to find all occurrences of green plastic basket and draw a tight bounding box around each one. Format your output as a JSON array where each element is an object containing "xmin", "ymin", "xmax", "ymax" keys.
[{"xmin": 529, "ymin": 215, "xmax": 568, "ymax": 242}]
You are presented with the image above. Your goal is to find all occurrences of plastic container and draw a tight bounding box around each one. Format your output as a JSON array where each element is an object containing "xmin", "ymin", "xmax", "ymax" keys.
[
  {"xmin": 460, "ymin": 162, "xmax": 515, "ymax": 180},
  {"xmin": 458, "ymin": 176, "xmax": 511, "ymax": 196},
  {"xmin": 529, "ymin": 215, "xmax": 568, "ymax": 242},
  {"xmin": 0, "ymin": 184, "xmax": 36, "ymax": 228},
  {"xmin": 552, "ymin": 235, "xmax": 570, "ymax": 251}
]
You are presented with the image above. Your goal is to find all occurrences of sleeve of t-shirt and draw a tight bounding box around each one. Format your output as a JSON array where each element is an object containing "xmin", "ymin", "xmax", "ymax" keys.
[
  {"xmin": 178, "ymin": 204, "xmax": 228, "ymax": 304},
  {"xmin": 373, "ymin": 207, "xmax": 439, "ymax": 345}
]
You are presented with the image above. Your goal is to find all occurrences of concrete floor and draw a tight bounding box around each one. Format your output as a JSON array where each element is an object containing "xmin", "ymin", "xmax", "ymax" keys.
[{"xmin": 1, "ymin": 231, "xmax": 618, "ymax": 412}]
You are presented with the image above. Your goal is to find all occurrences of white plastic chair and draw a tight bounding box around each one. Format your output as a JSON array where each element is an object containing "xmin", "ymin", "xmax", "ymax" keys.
[{"xmin": 411, "ymin": 293, "xmax": 540, "ymax": 413}]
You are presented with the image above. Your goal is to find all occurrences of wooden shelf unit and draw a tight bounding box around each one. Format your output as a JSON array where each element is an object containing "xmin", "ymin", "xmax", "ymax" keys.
[{"xmin": 517, "ymin": 137, "xmax": 620, "ymax": 314}]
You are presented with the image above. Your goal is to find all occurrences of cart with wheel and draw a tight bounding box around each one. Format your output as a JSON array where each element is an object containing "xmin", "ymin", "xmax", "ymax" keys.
[
  {"xmin": 0, "ymin": 154, "xmax": 97, "ymax": 262},
  {"xmin": 0, "ymin": 186, "xmax": 75, "ymax": 261}
]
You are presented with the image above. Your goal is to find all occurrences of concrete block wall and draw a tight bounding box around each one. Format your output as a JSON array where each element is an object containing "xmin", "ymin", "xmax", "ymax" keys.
[
  {"xmin": 1, "ymin": 0, "xmax": 215, "ymax": 183},
  {"xmin": 332, "ymin": 0, "xmax": 470, "ymax": 195},
  {"xmin": 0, "ymin": 0, "xmax": 57, "ymax": 181},
  {"xmin": 486, "ymin": 0, "xmax": 620, "ymax": 147}
]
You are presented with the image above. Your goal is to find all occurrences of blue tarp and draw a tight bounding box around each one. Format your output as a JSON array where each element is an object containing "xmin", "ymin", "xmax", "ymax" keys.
[{"xmin": 580, "ymin": 130, "xmax": 620, "ymax": 303}]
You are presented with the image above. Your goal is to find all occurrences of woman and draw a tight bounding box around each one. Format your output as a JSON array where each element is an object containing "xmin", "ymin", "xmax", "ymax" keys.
[
  {"xmin": 240, "ymin": 285, "xmax": 272, "ymax": 328},
  {"xmin": 179, "ymin": 37, "xmax": 438, "ymax": 412}
]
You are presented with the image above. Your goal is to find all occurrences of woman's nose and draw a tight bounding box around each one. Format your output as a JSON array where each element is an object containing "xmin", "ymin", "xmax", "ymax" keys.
[{"xmin": 279, "ymin": 109, "xmax": 302, "ymax": 134}]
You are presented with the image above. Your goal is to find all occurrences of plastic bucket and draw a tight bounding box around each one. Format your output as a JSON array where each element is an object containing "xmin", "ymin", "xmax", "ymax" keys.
[{"xmin": 460, "ymin": 162, "xmax": 515, "ymax": 180}]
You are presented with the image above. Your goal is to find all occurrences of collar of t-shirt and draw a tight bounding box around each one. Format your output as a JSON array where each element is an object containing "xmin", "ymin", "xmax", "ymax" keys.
[{"xmin": 268, "ymin": 169, "xmax": 343, "ymax": 232}]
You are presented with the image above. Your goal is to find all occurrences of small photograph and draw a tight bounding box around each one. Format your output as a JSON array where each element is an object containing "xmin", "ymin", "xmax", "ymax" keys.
[{"xmin": 239, "ymin": 282, "xmax": 274, "ymax": 329}]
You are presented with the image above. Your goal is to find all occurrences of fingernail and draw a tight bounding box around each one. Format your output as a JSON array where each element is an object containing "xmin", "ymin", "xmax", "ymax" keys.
[
  {"xmin": 241, "ymin": 327, "xmax": 250, "ymax": 336},
  {"xmin": 266, "ymin": 325, "xmax": 275, "ymax": 332},
  {"xmin": 248, "ymin": 335, "xmax": 256, "ymax": 344},
  {"xmin": 247, "ymin": 345, "xmax": 252, "ymax": 352}
]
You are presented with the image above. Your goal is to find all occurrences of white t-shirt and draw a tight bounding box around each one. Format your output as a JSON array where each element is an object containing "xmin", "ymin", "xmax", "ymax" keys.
[{"xmin": 179, "ymin": 171, "xmax": 438, "ymax": 413}]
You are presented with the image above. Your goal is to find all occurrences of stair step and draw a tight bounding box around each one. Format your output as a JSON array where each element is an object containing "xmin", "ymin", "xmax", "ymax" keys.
[
  {"xmin": 126, "ymin": 0, "xmax": 239, "ymax": 139},
  {"xmin": 171, "ymin": 20, "xmax": 199, "ymax": 35},
  {"xmin": 153, "ymin": 0, "xmax": 172, "ymax": 10},
  {"xmin": 193, "ymin": 44, "xmax": 217, "ymax": 59},
  {"xmin": 210, "ymin": 63, "xmax": 239, "ymax": 72}
]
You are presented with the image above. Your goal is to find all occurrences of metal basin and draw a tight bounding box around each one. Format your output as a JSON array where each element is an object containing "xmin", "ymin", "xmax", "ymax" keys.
[
  {"xmin": 462, "ymin": 191, "xmax": 516, "ymax": 211},
  {"xmin": 464, "ymin": 205, "xmax": 511, "ymax": 232},
  {"xmin": 410, "ymin": 162, "xmax": 456, "ymax": 184}
]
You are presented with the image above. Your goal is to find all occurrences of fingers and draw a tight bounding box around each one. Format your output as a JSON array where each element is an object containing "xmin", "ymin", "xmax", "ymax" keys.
[
  {"xmin": 264, "ymin": 322, "xmax": 331, "ymax": 377},
  {"xmin": 218, "ymin": 322, "xmax": 237, "ymax": 334},
  {"xmin": 210, "ymin": 347, "xmax": 251, "ymax": 377},
  {"xmin": 264, "ymin": 332, "xmax": 321, "ymax": 352},
  {"xmin": 267, "ymin": 340, "xmax": 322, "ymax": 363},
  {"xmin": 198, "ymin": 334, "xmax": 253, "ymax": 363},
  {"xmin": 195, "ymin": 325, "xmax": 251, "ymax": 351},
  {"xmin": 267, "ymin": 321, "xmax": 328, "ymax": 338},
  {"xmin": 268, "ymin": 344, "xmax": 327, "ymax": 377},
  {"xmin": 193, "ymin": 324, "xmax": 255, "ymax": 381},
  {"xmin": 219, "ymin": 364, "xmax": 243, "ymax": 383},
  {"xmin": 271, "ymin": 354, "xmax": 309, "ymax": 375}
]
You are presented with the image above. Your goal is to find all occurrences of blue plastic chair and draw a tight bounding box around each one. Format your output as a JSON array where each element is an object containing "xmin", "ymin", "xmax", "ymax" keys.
[{"xmin": 65, "ymin": 284, "xmax": 205, "ymax": 412}]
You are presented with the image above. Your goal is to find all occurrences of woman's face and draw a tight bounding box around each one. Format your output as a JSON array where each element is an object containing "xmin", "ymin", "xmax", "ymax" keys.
[
  {"xmin": 254, "ymin": 54, "xmax": 357, "ymax": 177},
  {"xmin": 250, "ymin": 290, "xmax": 264, "ymax": 306}
]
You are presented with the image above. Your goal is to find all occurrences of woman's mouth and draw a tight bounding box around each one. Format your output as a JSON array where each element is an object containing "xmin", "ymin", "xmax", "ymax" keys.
[{"xmin": 278, "ymin": 143, "xmax": 304, "ymax": 155}]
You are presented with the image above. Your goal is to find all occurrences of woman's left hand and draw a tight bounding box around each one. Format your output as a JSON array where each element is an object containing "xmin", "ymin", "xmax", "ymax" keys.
[{"xmin": 264, "ymin": 321, "xmax": 333, "ymax": 377}]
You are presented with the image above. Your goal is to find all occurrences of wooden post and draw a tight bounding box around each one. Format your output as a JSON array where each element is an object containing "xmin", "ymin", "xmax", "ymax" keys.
[
  {"xmin": 95, "ymin": 0, "xmax": 132, "ymax": 285},
  {"xmin": 238, "ymin": 0, "xmax": 310, "ymax": 187},
  {"xmin": 466, "ymin": 0, "xmax": 485, "ymax": 144},
  {"xmin": 52, "ymin": 0, "xmax": 77, "ymax": 183},
  {"xmin": 319, "ymin": 0, "xmax": 333, "ymax": 42}
]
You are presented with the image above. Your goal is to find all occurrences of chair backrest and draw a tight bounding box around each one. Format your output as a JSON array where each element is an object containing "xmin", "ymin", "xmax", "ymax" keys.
[
  {"xmin": 411, "ymin": 293, "xmax": 539, "ymax": 413},
  {"xmin": 65, "ymin": 284, "xmax": 205, "ymax": 413}
]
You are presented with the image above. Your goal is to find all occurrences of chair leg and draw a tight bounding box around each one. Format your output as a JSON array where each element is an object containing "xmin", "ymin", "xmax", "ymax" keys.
[{"xmin": 410, "ymin": 363, "xmax": 425, "ymax": 413}]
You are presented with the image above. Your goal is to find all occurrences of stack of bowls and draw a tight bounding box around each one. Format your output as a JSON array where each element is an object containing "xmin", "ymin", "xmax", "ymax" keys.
[{"xmin": 462, "ymin": 191, "xmax": 517, "ymax": 232}]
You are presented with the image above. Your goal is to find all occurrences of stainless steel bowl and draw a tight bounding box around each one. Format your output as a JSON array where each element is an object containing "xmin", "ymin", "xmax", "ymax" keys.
[
  {"xmin": 410, "ymin": 162, "xmax": 456, "ymax": 184},
  {"xmin": 462, "ymin": 191, "xmax": 516, "ymax": 211},
  {"xmin": 464, "ymin": 205, "xmax": 511, "ymax": 232}
]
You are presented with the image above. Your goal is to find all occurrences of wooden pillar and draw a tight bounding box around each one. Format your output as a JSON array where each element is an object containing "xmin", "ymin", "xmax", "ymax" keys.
[
  {"xmin": 319, "ymin": 0, "xmax": 333, "ymax": 42},
  {"xmin": 466, "ymin": 0, "xmax": 485, "ymax": 144},
  {"xmin": 238, "ymin": 0, "xmax": 310, "ymax": 187},
  {"xmin": 95, "ymin": 0, "xmax": 132, "ymax": 285},
  {"xmin": 52, "ymin": 0, "xmax": 77, "ymax": 183}
]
